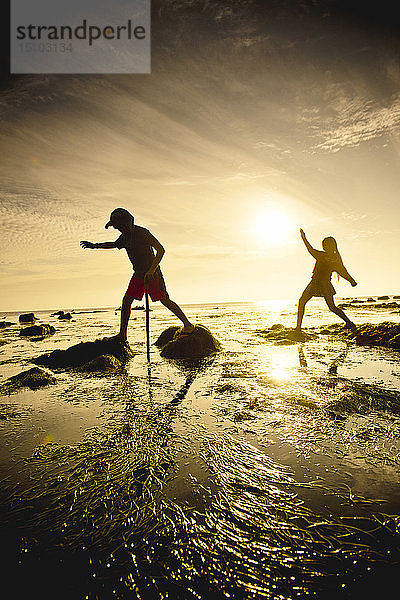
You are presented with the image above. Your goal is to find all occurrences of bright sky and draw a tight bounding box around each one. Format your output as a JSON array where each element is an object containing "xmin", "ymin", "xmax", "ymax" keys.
[{"xmin": 1, "ymin": 1, "xmax": 400, "ymax": 311}]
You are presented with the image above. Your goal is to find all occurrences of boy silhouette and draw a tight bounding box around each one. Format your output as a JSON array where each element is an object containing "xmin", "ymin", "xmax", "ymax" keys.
[{"xmin": 81, "ymin": 208, "xmax": 194, "ymax": 341}]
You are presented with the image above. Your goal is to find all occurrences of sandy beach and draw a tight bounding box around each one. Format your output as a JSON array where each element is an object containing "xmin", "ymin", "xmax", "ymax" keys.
[{"xmin": 1, "ymin": 297, "xmax": 400, "ymax": 599}]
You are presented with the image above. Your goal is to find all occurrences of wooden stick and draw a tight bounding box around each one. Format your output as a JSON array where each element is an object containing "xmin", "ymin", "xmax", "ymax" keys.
[{"xmin": 145, "ymin": 287, "xmax": 150, "ymax": 362}]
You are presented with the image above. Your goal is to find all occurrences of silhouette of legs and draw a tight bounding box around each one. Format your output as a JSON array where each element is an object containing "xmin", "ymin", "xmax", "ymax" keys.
[
  {"xmin": 324, "ymin": 294, "xmax": 356, "ymax": 328},
  {"xmin": 295, "ymin": 288, "xmax": 313, "ymax": 331},
  {"xmin": 115, "ymin": 294, "xmax": 133, "ymax": 341},
  {"xmin": 112, "ymin": 294, "xmax": 194, "ymax": 341},
  {"xmin": 160, "ymin": 297, "xmax": 194, "ymax": 333}
]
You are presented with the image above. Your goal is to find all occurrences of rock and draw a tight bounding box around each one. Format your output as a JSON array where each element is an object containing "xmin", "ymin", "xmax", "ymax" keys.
[
  {"xmin": 155, "ymin": 325, "xmax": 221, "ymax": 359},
  {"xmin": 367, "ymin": 297, "xmax": 376, "ymax": 302},
  {"xmin": 19, "ymin": 324, "xmax": 55, "ymax": 337},
  {"xmin": 376, "ymin": 302, "xmax": 400, "ymax": 308},
  {"xmin": 58, "ymin": 312, "xmax": 72, "ymax": 320},
  {"xmin": 353, "ymin": 322, "xmax": 400, "ymax": 349},
  {"xmin": 0, "ymin": 321, "xmax": 13, "ymax": 329},
  {"xmin": 155, "ymin": 326, "xmax": 180, "ymax": 348},
  {"xmin": 1, "ymin": 367, "xmax": 57, "ymax": 392},
  {"xmin": 394, "ymin": 295, "xmax": 400, "ymax": 299},
  {"xmin": 51, "ymin": 310, "xmax": 65, "ymax": 316},
  {"xmin": 377, "ymin": 295, "xmax": 390, "ymax": 300},
  {"xmin": 76, "ymin": 354, "xmax": 124, "ymax": 373},
  {"xmin": 257, "ymin": 324, "xmax": 314, "ymax": 344},
  {"xmin": 338, "ymin": 301, "xmax": 363, "ymax": 308},
  {"xmin": 323, "ymin": 322, "xmax": 400, "ymax": 350},
  {"xmin": 71, "ymin": 309, "xmax": 107, "ymax": 314},
  {"xmin": 33, "ymin": 337, "xmax": 134, "ymax": 368},
  {"xmin": 340, "ymin": 301, "xmax": 400, "ymax": 309},
  {"xmin": 19, "ymin": 312, "xmax": 36, "ymax": 323}
]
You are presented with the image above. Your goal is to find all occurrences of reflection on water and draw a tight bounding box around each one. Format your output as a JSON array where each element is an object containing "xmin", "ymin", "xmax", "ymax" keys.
[
  {"xmin": 1, "ymin": 299, "xmax": 400, "ymax": 598},
  {"xmin": 256, "ymin": 343, "xmax": 299, "ymax": 381}
]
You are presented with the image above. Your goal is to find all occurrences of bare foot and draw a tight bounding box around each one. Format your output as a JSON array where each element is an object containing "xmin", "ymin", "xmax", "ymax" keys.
[
  {"xmin": 290, "ymin": 329, "xmax": 306, "ymax": 341},
  {"xmin": 179, "ymin": 323, "xmax": 196, "ymax": 335},
  {"xmin": 107, "ymin": 333, "xmax": 127, "ymax": 342}
]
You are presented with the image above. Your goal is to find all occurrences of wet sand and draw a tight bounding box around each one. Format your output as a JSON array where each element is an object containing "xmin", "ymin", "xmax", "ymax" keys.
[{"xmin": 1, "ymin": 298, "xmax": 400, "ymax": 599}]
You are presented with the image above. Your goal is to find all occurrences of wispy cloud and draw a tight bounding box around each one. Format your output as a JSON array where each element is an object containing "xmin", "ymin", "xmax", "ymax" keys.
[{"xmin": 314, "ymin": 94, "xmax": 400, "ymax": 152}]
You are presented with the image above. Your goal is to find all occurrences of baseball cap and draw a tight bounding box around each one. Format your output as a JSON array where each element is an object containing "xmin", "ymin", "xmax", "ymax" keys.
[{"xmin": 105, "ymin": 208, "xmax": 134, "ymax": 229}]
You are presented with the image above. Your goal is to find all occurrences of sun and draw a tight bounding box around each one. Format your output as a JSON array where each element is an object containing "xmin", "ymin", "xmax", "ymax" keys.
[{"xmin": 252, "ymin": 208, "xmax": 294, "ymax": 246}]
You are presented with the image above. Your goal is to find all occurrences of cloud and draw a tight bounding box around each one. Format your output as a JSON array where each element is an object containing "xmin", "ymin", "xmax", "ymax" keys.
[{"xmin": 314, "ymin": 94, "xmax": 400, "ymax": 152}]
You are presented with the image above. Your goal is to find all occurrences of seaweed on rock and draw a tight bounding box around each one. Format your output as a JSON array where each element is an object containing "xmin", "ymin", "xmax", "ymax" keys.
[
  {"xmin": 257, "ymin": 324, "xmax": 315, "ymax": 344},
  {"xmin": 155, "ymin": 325, "xmax": 221, "ymax": 359},
  {"xmin": 1, "ymin": 367, "xmax": 57, "ymax": 393},
  {"xmin": 75, "ymin": 354, "xmax": 124, "ymax": 374},
  {"xmin": 320, "ymin": 322, "xmax": 400, "ymax": 350},
  {"xmin": 33, "ymin": 337, "xmax": 134, "ymax": 369}
]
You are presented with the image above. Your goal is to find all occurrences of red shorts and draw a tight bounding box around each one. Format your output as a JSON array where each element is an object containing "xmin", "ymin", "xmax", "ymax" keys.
[{"xmin": 124, "ymin": 273, "xmax": 168, "ymax": 302}]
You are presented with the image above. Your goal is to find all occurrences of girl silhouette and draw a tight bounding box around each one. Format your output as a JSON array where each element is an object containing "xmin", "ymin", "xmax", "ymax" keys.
[{"xmin": 295, "ymin": 228, "xmax": 357, "ymax": 331}]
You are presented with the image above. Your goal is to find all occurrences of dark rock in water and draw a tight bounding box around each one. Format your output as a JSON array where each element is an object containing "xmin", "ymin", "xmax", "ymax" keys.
[
  {"xmin": 367, "ymin": 297, "xmax": 376, "ymax": 302},
  {"xmin": 155, "ymin": 326, "xmax": 180, "ymax": 348},
  {"xmin": 1, "ymin": 367, "xmax": 57, "ymax": 392},
  {"xmin": 20, "ymin": 324, "xmax": 55, "ymax": 337},
  {"xmin": 338, "ymin": 301, "xmax": 365, "ymax": 308},
  {"xmin": 323, "ymin": 322, "xmax": 400, "ymax": 350},
  {"xmin": 0, "ymin": 321, "xmax": 13, "ymax": 329},
  {"xmin": 71, "ymin": 309, "xmax": 107, "ymax": 314},
  {"xmin": 33, "ymin": 337, "xmax": 134, "ymax": 368},
  {"xmin": 352, "ymin": 322, "xmax": 400, "ymax": 349},
  {"xmin": 376, "ymin": 302, "xmax": 400, "ymax": 308},
  {"xmin": 155, "ymin": 325, "xmax": 221, "ymax": 359},
  {"xmin": 51, "ymin": 310, "xmax": 65, "ymax": 316},
  {"xmin": 58, "ymin": 312, "xmax": 72, "ymax": 320},
  {"xmin": 339, "ymin": 300, "xmax": 400, "ymax": 309},
  {"xmin": 394, "ymin": 295, "xmax": 400, "ymax": 299},
  {"xmin": 257, "ymin": 324, "xmax": 314, "ymax": 344},
  {"xmin": 76, "ymin": 354, "xmax": 124, "ymax": 374},
  {"xmin": 19, "ymin": 312, "xmax": 36, "ymax": 323},
  {"xmin": 377, "ymin": 295, "xmax": 390, "ymax": 300}
]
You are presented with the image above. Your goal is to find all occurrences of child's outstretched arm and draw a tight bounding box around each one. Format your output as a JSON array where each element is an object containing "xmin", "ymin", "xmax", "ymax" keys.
[
  {"xmin": 300, "ymin": 228, "xmax": 320, "ymax": 260},
  {"xmin": 80, "ymin": 241, "xmax": 118, "ymax": 249}
]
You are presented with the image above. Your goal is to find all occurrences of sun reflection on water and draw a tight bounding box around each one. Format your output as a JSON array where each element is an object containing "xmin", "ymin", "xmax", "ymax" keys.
[{"xmin": 255, "ymin": 344, "xmax": 299, "ymax": 382}]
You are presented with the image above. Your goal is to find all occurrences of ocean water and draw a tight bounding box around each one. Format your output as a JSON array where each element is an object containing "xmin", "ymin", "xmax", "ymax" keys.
[{"xmin": 1, "ymin": 297, "xmax": 400, "ymax": 599}]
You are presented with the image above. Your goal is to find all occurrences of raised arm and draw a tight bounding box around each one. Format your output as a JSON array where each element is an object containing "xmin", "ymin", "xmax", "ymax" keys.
[
  {"xmin": 80, "ymin": 241, "xmax": 118, "ymax": 249},
  {"xmin": 300, "ymin": 228, "xmax": 321, "ymax": 260}
]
